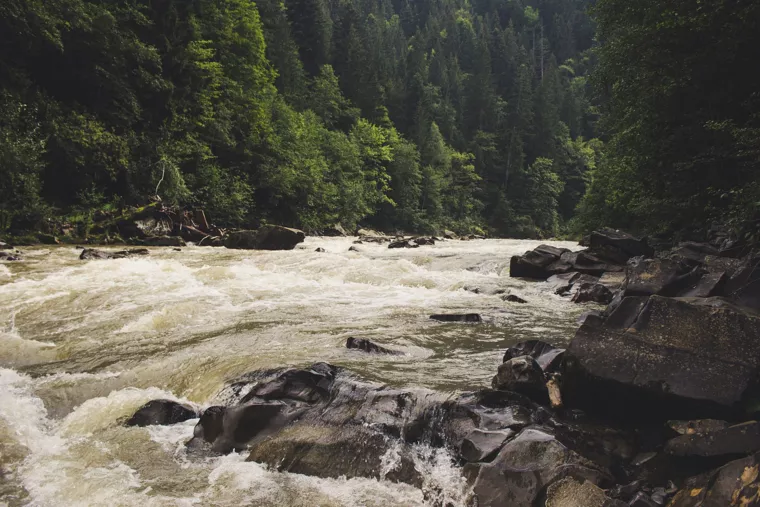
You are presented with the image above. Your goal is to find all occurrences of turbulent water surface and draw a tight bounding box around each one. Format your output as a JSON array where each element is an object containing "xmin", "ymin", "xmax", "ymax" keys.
[{"xmin": 0, "ymin": 238, "xmax": 584, "ymax": 507}]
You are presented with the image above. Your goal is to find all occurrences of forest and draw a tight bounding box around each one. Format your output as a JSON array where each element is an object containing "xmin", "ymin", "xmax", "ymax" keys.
[{"xmin": 0, "ymin": 0, "xmax": 757, "ymax": 241}]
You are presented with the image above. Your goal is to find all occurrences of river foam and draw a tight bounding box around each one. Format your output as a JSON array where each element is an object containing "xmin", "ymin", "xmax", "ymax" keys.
[{"xmin": 0, "ymin": 238, "xmax": 584, "ymax": 506}]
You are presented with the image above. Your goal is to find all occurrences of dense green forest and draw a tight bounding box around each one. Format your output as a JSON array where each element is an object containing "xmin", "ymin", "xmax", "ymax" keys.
[
  {"xmin": 1, "ymin": 0, "xmax": 757, "ymax": 240},
  {"xmin": 0, "ymin": 0, "xmax": 598, "ymax": 237}
]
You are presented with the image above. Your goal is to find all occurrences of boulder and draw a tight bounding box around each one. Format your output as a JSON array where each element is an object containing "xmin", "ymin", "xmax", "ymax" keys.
[
  {"xmin": 564, "ymin": 296, "xmax": 760, "ymax": 418},
  {"xmin": 138, "ymin": 236, "xmax": 186, "ymax": 247},
  {"xmin": 665, "ymin": 421, "xmax": 760, "ymax": 457},
  {"xmin": 679, "ymin": 271, "xmax": 727, "ymax": 298},
  {"xmin": 388, "ymin": 239, "xmax": 419, "ymax": 249},
  {"xmin": 315, "ymin": 247, "xmax": 326, "ymax": 253},
  {"xmin": 668, "ymin": 451, "xmax": 760, "ymax": 507},
  {"xmin": 589, "ymin": 228, "xmax": 654, "ymax": 259},
  {"xmin": 444, "ymin": 230, "xmax": 459, "ymax": 240},
  {"xmin": 503, "ymin": 341, "xmax": 565, "ymax": 374},
  {"xmin": 0, "ymin": 251, "xmax": 21, "ymax": 261},
  {"xmin": 430, "ymin": 314, "xmax": 482, "ymax": 323},
  {"xmin": 125, "ymin": 400, "xmax": 197, "ymax": 427},
  {"xmin": 247, "ymin": 423, "xmax": 420, "ymax": 484},
  {"xmin": 348, "ymin": 246, "xmax": 360, "ymax": 252},
  {"xmin": 460, "ymin": 429, "xmax": 514, "ymax": 463},
  {"xmin": 510, "ymin": 245, "xmax": 570, "ymax": 279},
  {"xmin": 492, "ymin": 356, "xmax": 547, "ymax": 401},
  {"xmin": 116, "ymin": 204, "xmax": 174, "ymax": 239},
  {"xmin": 556, "ymin": 274, "xmax": 600, "ymax": 296},
  {"xmin": 668, "ymin": 242, "xmax": 721, "ymax": 266},
  {"xmin": 37, "ymin": 233, "xmax": 59, "ymax": 245},
  {"xmin": 413, "ymin": 236, "xmax": 435, "ymax": 246},
  {"xmin": 552, "ymin": 251, "xmax": 625, "ymax": 278},
  {"xmin": 224, "ymin": 225, "xmax": 305, "ymax": 250},
  {"xmin": 545, "ymin": 477, "xmax": 623, "ymax": 507},
  {"xmin": 79, "ymin": 248, "xmax": 149, "ymax": 260},
  {"xmin": 468, "ymin": 427, "xmax": 612, "ymax": 507},
  {"xmin": 724, "ymin": 255, "xmax": 760, "ymax": 310},
  {"xmin": 345, "ymin": 337, "xmax": 402, "ymax": 355},
  {"xmin": 571, "ymin": 283, "xmax": 614, "ymax": 305},
  {"xmin": 624, "ymin": 257, "xmax": 700, "ymax": 297}
]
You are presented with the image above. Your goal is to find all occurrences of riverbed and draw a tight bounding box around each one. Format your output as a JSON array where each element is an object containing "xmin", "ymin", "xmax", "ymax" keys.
[{"xmin": 0, "ymin": 238, "xmax": 583, "ymax": 507}]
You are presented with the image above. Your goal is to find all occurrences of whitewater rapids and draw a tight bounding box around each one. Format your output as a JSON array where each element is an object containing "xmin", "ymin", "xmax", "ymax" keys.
[{"xmin": 0, "ymin": 237, "xmax": 583, "ymax": 507}]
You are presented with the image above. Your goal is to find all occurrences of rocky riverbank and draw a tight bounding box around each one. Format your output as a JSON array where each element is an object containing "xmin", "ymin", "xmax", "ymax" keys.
[{"xmin": 121, "ymin": 228, "xmax": 760, "ymax": 506}]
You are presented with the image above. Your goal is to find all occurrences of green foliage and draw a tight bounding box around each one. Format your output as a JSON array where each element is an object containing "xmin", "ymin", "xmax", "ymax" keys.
[
  {"xmin": 576, "ymin": 0, "xmax": 760, "ymax": 239},
  {"xmin": 0, "ymin": 0, "xmax": 599, "ymax": 237}
]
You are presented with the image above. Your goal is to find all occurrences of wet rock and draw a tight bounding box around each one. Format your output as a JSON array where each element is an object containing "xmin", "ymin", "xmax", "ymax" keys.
[
  {"xmin": 469, "ymin": 427, "xmax": 612, "ymax": 507},
  {"xmin": 502, "ymin": 294, "xmax": 528, "ymax": 304},
  {"xmin": 545, "ymin": 477, "xmax": 622, "ymax": 507},
  {"xmin": 429, "ymin": 314, "xmax": 482, "ymax": 323},
  {"xmin": 413, "ymin": 237, "xmax": 436, "ymax": 246},
  {"xmin": 589, "ymin": 228, "xmax": 654, "ymax": 259},
  {"xmin": 348, "ymin": 246, "xmax": 360, "ymax": 252},
  {"xmin": 315, "ymin": 247, "xmax": 326, "ymax": 253},
  {"xmin": 492, "ymin": 356, "xmax": 547, "ymax": 401},
  {"xmin": 668, "ymin": 451, "xmax": 760, "ymax": 506},
  {"xmin": 224, "ymin": 225, "xmax": 305, "ymax": 250},
  {"xmin": 665, "ymin": 421, "xmax": 760, "ymax": 457},
  {"xmin": 724, "ymin": 254, "xmax": 760, "ymax": 310},
  {"xmin": 628, "ymin": 492, "xmax": 658, "ymax": 507},
  {"xmin": 0, "ymin": 251, "xmax": 21, "ymax": 261},
  {"xmin": 598, "ymin": 272, "xmax": 626, "ymax": 291},
  {"xmin": 679, "ymin": 271, "xmax": 727, "ymax": 298},
  {"xmin": 503, "ymin": 340, "xmax": 565, "ymax": 374},
  {"xmin": 510, "ymin": 245, "xmax": 570, "ymax": 279},
  {"xmin": 460, "ymin": 429, "xmax": 514, "ymax": 463},
  {"xmin": 247, "ymin": 423, "xmax": 420, "ymax": 485},
  {"xmin": 138, "ymin": 236, "xmax": 186, "ymax": 247},
  {"xmin": 667, "ymin": 419, "xmax": 730, "ymax": 435},
  {"xmin": 624, "ymin": 257, "xmax": 700, "ymax": 297},
  {"xmin": 548, "ymin": 272, "xmax": 583, "ymax": 291},
  {"xmin": 564, "ymin": 296, "xmax": 760, "ymax": 418},
  {"xmin": 555, "ymin": 274, "xmax": 601, "ymax": 296},
  {"xmin": 444, "ymin": 230, "xmax": 458, "ymax": 240},
  {"xmin": 125, "ymin": 400, "xmax": 197, "ymax": 427},
  {"xmin": 388, "ymin": 239, "xmax": 419, "ymax": 249},
  {"xmin": 345, "ymin": 337, "xmax": 401, "ymax": 355},
  {"xmin": 553, "ymin": 251, "xmax": 626, "ymax": 278},
  {"xmin": 571, "ymin": 283, "xmax": 614, "ymax": 305},
  {"xmin": 79, "ymin": 248, "xmax": 150, "ymax": 260}
]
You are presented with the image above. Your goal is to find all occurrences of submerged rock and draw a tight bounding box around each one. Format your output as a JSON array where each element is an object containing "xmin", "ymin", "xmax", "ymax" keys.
[
  {"xmin": 345, "ymin": 337, "xmax": 401, "ymax": 355},
  {"xmin": 0, "ymin": 251, "xmax": 21, "ymax": 261},
  {"xmin": 429, "ymin": 314, "xmax": 482, "ymax": 323},
  {"xmin": 388, "ymin": 239, "xmax": 419, "ymax": 249},
  {"xmin": 502, "ymin": 294, "xmax": 528, "ymax": 304},
  {"xmin": 315, "ymin": 247, "xmax": 326, "ymax": 253},
  {"xmin": 126, "ymin": 400, "xmax": 197, "ymax": 427},
  {"xmin": 80, "ymin": 248, "xmax": 149, "ymax": 260},
  {"xmin": 224, "ymin": 225, "xmax": 305, "ymax": 250}
]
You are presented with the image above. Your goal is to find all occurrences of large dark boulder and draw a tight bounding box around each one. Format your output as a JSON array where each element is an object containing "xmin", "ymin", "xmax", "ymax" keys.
[
  {"xmin": 510, "ymin": 245, "xmax": 570, "ymax": 279},
  {"xmin": 564, "ymin": 296, "xmax": 760, "ymax": 418},
  {"xmin": 668, "ymin": 451, "xmax": 760, "ymax": 506},
  {"xmin": 624, "ymin": 257, "xmax": 700, "ymax": 297},
  {"xmin": 724, "ymin": 255, "xmax": 760, "ymax": 310},
  {"xmin": 388, "ymin": 239, "xmax": 419, "ymax": 249},
  {"xmin": 460, "ymin": 429, "xmax": 514, "ymax": 463},
  {"xmin": 224, "ymin": 225, "xmax": 305, "ymax": 250},
  {"xmin": 665, "ymin": 421, "xmax": 760, "ymax": 457},
  {"xmin": 589, "ymin": 228, "xmax": 654, "ymax": 260},
  {"xmin": 468, "ymin": 427, "xmax": 613, "ymax": 507},
  {"xmin": 126, "ymin": 400, "xmax": 197, "ymax": 427}
]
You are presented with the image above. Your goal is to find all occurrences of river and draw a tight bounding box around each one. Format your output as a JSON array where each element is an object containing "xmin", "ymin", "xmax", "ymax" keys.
[{"xmin": 0, "ymin": 237, "xmax": 583, "ymax": 507}]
